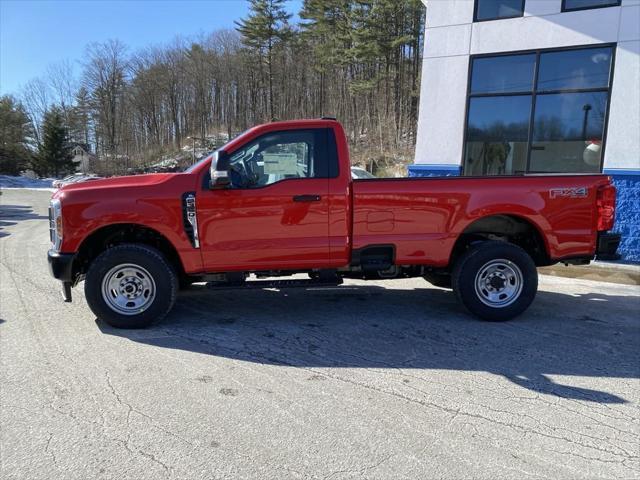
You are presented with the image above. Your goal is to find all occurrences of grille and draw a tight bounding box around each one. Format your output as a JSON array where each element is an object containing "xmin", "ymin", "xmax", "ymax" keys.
[{"xmin": 48, "ymin": 206, "xmax": 55, "ymax": 244}]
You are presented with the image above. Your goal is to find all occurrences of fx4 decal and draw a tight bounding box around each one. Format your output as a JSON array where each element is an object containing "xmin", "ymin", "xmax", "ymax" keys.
[{"xmin": 549, "ymin": 187, "xmax": 588, "ymax": 199}]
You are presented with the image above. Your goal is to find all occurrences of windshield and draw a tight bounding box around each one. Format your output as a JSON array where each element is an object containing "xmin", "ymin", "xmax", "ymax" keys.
[
  {"xmin": 183, "ymin": 152, "xmax": 216, "ymax": 173},
  {"xmin": 183, "ymin": 129, "xmax": 249, "ymax": 173}
]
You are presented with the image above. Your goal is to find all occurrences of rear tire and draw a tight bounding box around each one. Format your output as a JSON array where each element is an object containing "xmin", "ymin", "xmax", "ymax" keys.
[
  {"xmin": 452, "ymin": 241, "xmax": 537, "ymax": 321},
  {"xmin": 85, "ymin": 244, "xmax": 178, "ymax": 329}
]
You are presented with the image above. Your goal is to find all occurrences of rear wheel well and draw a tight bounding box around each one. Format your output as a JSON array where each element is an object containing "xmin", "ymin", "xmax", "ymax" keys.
[
  {"xmin": 451, "ymin": 215, "xmax": 550, "ymax": 268},
  {"xmin": 74, "ymin": 224, "xmax": 184, "ymax": 280},
  {"xmin": 351, "ymin": 244, "xmax": 395, "ymax": 271}
]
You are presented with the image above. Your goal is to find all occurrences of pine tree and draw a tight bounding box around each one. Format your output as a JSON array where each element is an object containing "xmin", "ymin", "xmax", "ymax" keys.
[
  {"xmin": 301, "ymin": 0, "xmax": 350, "ymax": 110},
  {"xmin": 68, "ymin": 87, "xmax": 92, "ymax": 146},
  {"xmin": 300, "ymin": 0, "xmax": 352, "ymax": 65},
  {"xmin": 236, "ymin": 0, "xmax": 292, "ymax": 121},
  {"xmin": 36, "ymin": 107, "xmax": 75, "ymax": 177},
  {"xmin": 0, "ymin": 95, "xmax": 34, "ymax": 175}
]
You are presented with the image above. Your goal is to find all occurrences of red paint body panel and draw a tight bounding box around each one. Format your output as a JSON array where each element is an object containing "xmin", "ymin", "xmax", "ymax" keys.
[
  {"xmin": 197, "ymin": 178, "xmax": 331, "ymax": 271},
  {"xmin": 52, "ymin": 119, "xmax": 614, "ymax": 275},
  {"xmin": 53, "ymin": 173, "xmax": 204, "ymax": 273},
  {"xmin": 351, "ymin": 175, "xmax": 611, "ymax": 267}
]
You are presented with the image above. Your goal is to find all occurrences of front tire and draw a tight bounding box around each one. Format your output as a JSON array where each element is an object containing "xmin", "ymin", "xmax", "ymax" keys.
[
  {"xmin": 85, "ymin": 244, "xmax": 178, "ymax": 328},
  {"xmin": 452, "ymin": 241, "xmax": 537, "ymax": 321}
]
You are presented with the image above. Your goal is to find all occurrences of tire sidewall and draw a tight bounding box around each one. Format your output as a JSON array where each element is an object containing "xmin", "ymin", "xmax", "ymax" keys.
[
  {"xmin": 85, "ymin": 244, "xmax": 177, "ymax": 328},
  {"xmin": 453, "ymin": 242, "xmax": 538, "ymax": 321}
]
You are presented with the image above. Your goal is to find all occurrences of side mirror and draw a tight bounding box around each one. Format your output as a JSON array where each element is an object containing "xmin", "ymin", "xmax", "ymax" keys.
[
  {"xmin": 209, "ymin": 150, "xmax": 231, "ymax": 189},
  {"xmin": 215, "ymin": 150, "xmax": 230, "ymax": 171},
  {"xmin": 210, "ymin": 170, "xmax": 231, "ymax": 189}
]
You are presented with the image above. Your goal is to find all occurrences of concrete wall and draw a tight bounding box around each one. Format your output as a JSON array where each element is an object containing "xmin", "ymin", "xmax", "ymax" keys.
[
  {"xmin": 415, "ymin": 0, "xmax": 640, "ymax": 169},
  {"xmin": 412, "ymin": 0, "xmax": 640, "ymax": 261}
]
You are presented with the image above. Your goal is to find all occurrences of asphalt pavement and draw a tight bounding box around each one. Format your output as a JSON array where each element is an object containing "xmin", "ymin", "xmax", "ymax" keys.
[{"xmin": 1, "ymin": 188, "xmax": 639, "ymax": 480}]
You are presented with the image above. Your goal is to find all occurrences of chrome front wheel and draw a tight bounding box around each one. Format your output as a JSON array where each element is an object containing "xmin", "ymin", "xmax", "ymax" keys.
[
  {"xmin": 86, "ymin": 244, "xmax": 177, "ymax": 328},
  {"xmin": 101, "ymin": 263, "xmax": 157, "ymax": 315}
]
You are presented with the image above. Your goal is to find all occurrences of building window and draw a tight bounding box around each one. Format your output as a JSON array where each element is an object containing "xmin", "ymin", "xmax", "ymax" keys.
[
  {"xmin": 463, "ymin": 45, "xmax": 614, "ymax": 176},
  {"xmin": 562, "ymin": 0, "xmax": 621, "ymax": 13},
  {"xmin": 474, "ymin": 0, "xmax": 525, "ymax": 22}
]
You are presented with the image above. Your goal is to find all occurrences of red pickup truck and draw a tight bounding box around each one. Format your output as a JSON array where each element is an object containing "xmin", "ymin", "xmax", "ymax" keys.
[{"xmin": 48, "ymin": 119, "xmax": 620, "ymax": 328}]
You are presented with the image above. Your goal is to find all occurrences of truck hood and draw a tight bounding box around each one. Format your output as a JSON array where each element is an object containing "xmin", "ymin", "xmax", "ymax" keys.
[{"xmin": 58, "ymin": 173, "xmax": 175, "ymax": 193}]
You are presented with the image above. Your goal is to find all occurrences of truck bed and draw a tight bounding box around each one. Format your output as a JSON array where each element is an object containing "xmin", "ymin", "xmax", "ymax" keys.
[{"xmin": 351, "ymin": 175, "xmax": 612, "ymax": 267}]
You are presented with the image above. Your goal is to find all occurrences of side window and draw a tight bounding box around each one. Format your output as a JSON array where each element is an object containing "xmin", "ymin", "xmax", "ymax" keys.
[
  {"xmin": 227, "ymin": 129, "xmax": 336, "ymax": 188},
  {"xmin": 474, "ymin": 0, "xmax": 524, "ymax": 22}
]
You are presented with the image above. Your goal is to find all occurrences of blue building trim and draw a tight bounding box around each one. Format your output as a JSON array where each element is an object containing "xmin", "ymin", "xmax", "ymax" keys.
[
  {"xmin": 407, "ymin": 164, "xmax": 640, "ymax": 263},
  {"xmin": 603, "ymin": 168, "xmax": 640, "ymax": 263},
  {"xmin": 408, "ymin": 164, "xmax": 461, "ymax": 177}
]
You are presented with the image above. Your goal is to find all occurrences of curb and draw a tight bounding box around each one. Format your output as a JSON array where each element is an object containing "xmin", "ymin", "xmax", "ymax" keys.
[{"xmin": 539, "ymin": 261, "xmax": 640, "ymax": 286}]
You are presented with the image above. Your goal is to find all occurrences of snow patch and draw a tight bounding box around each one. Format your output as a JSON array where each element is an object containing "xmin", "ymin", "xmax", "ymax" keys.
[{"xmin": 0, "ymin": 175, "xmax": 57, "ymax": 192}]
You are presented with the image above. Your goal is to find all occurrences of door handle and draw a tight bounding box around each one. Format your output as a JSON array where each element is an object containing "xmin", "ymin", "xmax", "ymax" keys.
[{"xmin": 293, "ymin": 195, "xmax": 321, "ymax": 202}]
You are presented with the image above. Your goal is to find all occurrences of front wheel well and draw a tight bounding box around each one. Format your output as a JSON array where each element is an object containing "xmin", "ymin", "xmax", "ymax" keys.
[
  {"xmin": 73, "ymin": 224, "xmax": 184, "ymax": 280},
  {"xmin": 450, "ymin": 215, "xmax": 551, "ymax": 268}
]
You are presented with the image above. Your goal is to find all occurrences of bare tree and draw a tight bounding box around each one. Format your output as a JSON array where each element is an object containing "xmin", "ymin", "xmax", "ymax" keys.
[
  {"xmin": 20, "ymin": 77, "xmax": 52, "ymax": 145},
  {"xmin": 13, "ymin": 1, "xmax": 425, "ymax": 177},
  {"xmin": 47, "ymin": 60, "xmax": 77, "ymax": 113},
  {"xmin": 82, "ymin": 40, "xmax": 128, "ymax": 157}
]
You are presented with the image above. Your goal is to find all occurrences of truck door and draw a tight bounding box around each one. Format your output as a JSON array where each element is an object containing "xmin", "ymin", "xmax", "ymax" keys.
[{"xmin": 197, "ymin": 128, "xmax": 336, "ymax": 272}]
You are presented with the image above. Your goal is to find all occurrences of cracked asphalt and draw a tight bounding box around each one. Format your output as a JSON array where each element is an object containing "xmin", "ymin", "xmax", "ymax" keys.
[{"xmin": 1, "ymin": 188, "xmax": 639, "ymax": 480}]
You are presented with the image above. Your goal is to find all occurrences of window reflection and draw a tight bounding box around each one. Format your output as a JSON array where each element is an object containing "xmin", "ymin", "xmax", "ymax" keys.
[
  {"xmin": 563, "ymin": 0, "xmax": 620, "ymax": 12},
  {"xmin": 464, "ymin": 96, "xmax": 531, "ymax": 175},
  {"xmin": 471, "ymin": 54, "xmax": 535, "ymax": 94},
  {"xmin": 530, "ymin": 92, "xmax": 607, "ymax": 173},
  {"xmin": 464, "ymin": 45, "xmax": 613, "ymax": 176},
  {"xmin": 538, "ymin": 47, "xmax": 612, "ymax": 91},
  {"xmin": 475, "ymin": 0, "xmax": 524, "ymax": 21}
]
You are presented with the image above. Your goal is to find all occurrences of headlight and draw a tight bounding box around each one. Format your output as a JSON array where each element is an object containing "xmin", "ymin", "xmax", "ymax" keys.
[{"xmin": 49, "ymin": 199, "xmax": 63, "ymax": 251}]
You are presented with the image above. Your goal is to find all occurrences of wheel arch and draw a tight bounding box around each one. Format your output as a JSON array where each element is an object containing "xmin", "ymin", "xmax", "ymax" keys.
[
  {"xmin": 73, "ymin": 223, "xmax": 185, "ymax": 280},
  {"xmin": 451, "ymin": 214, "xmax": 551, "ymax": 267}
]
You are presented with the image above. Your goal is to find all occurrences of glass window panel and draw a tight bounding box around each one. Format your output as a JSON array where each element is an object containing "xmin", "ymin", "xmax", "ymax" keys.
[
  {"xmin": 476, "ymin": 0, "xmax": 524, "ymax": 21},
  {"xmin": 537, "ymin": 47, "xmax": 612, "ymax": 91},
  {"xmin": 529, "ymin": 92, "xmax": 608, "ymax": 173},
  {"xmin": 228, "ymin": 130, "xmax": 320, "ymax": 188},
  {"xmin": 563, "ymin": 0, "xmax": 619, "ymax": 11},
  {"xmin": 464, "ymin": 95, "xmax": 531, "ymax": 175},
  {"xmin": 471, "ymin": 54, "xmax": 536, "ymax": 94}
]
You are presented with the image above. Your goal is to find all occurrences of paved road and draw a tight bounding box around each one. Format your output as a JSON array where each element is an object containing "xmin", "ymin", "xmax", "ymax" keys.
[{"xmin": 1, "ymin": 188, "xmax": 639, "ymax": 480}]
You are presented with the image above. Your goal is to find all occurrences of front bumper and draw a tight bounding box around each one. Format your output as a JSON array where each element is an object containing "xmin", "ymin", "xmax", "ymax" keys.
[
  {"xmin": 47, "ymin": 250, "xmax": 75, "ymax": 302},
  {"xmin": 596, "ymin": 232, "xmax": 621, "ymax": 261},
  {"xmin": 47, "ymin": 250, "xmax": 75, "ymax": 282}
]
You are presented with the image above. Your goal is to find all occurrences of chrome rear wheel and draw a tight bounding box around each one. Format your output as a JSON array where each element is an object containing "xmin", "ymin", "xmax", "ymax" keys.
[
  {"xmin": 452, "ymin": 241, "xmax": 538, "ymax": 322},
  {"xmin": 474, "ymin": 259, "xmax": 523, "ymax": 308}
]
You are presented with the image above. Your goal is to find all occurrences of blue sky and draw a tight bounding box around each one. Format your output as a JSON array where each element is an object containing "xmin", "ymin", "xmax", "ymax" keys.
[{"xmin": 0, "ymin": 0, "xmax": 302, "ymax": 96}]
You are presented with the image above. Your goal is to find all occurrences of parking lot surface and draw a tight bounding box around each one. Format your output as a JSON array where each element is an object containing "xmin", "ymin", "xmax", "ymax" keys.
[{"xmin": 1, "ymin": 188, "xmax": 639, "ymax": 479}]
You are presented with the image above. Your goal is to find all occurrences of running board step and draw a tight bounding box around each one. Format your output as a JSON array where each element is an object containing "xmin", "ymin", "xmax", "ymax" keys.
[{"xmin": 206, "ymin": 278, "xmax": 343, "ymax": 291}]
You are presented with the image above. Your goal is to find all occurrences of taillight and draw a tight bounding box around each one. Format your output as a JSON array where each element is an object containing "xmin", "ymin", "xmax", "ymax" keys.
[{"xmin": 596, "ymin": 184, "xmax": 616, "ymax": 231}]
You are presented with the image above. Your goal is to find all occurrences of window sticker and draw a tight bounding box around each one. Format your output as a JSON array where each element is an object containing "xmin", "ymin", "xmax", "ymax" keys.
[{"xmin": 263, "ymin": 153, "xmax": 299, "ymax": 175}]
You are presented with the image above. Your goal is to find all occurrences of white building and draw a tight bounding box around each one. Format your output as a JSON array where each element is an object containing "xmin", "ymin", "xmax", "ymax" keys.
[
  {"xmin": 411, "ymin": 0, "xmax": 640, "ymax": 262},
  {"xmin": 70, "ymin": 143, "xmax": 94, "ymax": 173}
]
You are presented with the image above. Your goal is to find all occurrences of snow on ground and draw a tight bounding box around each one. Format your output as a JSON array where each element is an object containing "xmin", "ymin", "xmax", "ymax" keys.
[{"xmin": 0, "ymin": 175, "xmax": 56, "ymax": 192}]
